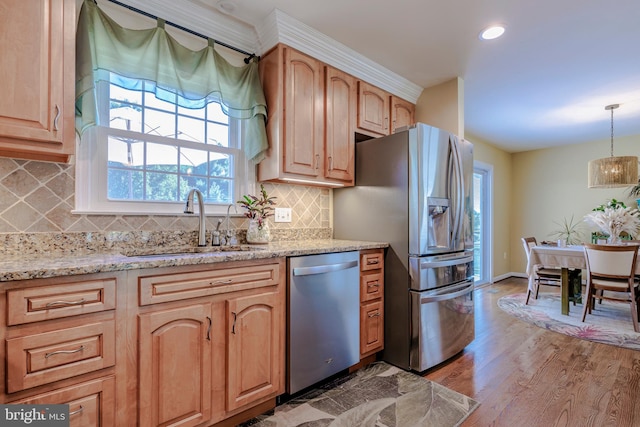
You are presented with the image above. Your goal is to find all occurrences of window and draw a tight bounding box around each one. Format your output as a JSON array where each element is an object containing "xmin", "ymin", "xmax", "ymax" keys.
[{"xmin": 75, "ymin": 74, "xmax": 254, "ymax": 215}]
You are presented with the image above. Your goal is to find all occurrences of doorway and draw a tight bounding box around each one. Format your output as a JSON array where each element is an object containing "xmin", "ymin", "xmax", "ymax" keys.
[{"xmin": 473, "ymin": 162, "xmax": 493, "ymax": 286}]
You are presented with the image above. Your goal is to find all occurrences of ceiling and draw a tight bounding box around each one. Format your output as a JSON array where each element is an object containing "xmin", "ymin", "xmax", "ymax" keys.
[{"xmin": 123, "ymin": 0, "xmax": 640, "ymax": 153}]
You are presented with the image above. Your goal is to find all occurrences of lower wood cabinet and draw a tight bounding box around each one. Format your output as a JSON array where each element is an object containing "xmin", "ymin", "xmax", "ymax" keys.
[
  {"xmin": 359, "ymin": 249, "xmax": 385, "ymax": 357},
  {"xmin": 132, "ymin": 258, "xmax": 286, "ymax": 427}
]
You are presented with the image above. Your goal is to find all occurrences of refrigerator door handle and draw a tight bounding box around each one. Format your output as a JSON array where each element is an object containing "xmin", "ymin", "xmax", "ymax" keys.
[
  {"xmin": 419, "ymin": 281, "xmax": 473, "ymax": 304},
  {"xmin": 449, "ymin": 135, "xmax": 465, "ymax": 246},
  {"xmin": 419, "ymin": 255, "xmax": 473, "ymax": 269}
]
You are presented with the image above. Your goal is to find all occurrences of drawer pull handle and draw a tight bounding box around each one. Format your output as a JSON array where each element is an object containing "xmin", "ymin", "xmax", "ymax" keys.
[
  {"xmin": 45, "ymin": 298, "xmax": 87, "ymax": 308},
  {"xmin": 367, "ymin": 282, "xmax": 380, "ymax": 287},
  {"xmin": 206, "ymin": 316, "xmax": 212, "ymax": 341},
  {"xmin": 367, "ymin": 259, "xmax": 379, "ymax": 265},
  {"xmin": 45, "ymin": 345, "xmax": 85, "ymax": 359},
  {"xmin": 368, "ymin": 311, "xmax": 381, "ymax": 318},
  {"xmin": 53, "ymin": 104, "xmax": 60, "ymax": 131},
  {"xmin": 231, "ymin": 312, "xmax": 237, "ymax": 334},
  {"xmin": 209, "ymin": 279, "xmax": 233, "ymax": 286},
  {"xmin": 69, "ymin": 405, "xmax": 84, "ymax": 416}
]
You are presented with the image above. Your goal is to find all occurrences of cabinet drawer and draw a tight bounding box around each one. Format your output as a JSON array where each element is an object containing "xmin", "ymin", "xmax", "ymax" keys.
[
  {"xmin": 360, "ymin": 251, "xmax": 383, "ymax": 272},
  {"xmin": 139, "ymin": 262, "xmax": 281, "ymax": 306},
  {"xmin": 7, "ymin": 278, "xmax": 117, "ymax": 325},
  {"xmin": 10, "ymin": 376, "xmax": 116, "ymax": 427},
  {"xmin": 360, "ymin": 272, "xmax": 383, "ymax": 302},
  {"xmin": 6, "ymin": 320, "xmax": 116, "ymax": 393}
]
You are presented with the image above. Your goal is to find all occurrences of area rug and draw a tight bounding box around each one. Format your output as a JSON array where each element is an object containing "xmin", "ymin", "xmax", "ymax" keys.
[
  {"xmin": 242, "ymin": 361, "xmax": 479, "ymax": 427},
  {"xmin": 498, "ymin": 292, "xmax": 640, "ymax": 350}
]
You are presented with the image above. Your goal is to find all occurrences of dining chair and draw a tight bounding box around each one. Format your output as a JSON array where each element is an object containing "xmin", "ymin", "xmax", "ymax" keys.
[
  {"xmin": 521, "ymin": 237, "xmax": 562, "ymax": 304},
  {"xmin": 581, "ymin": 243, "xmax": 640, "ymax": 332}
]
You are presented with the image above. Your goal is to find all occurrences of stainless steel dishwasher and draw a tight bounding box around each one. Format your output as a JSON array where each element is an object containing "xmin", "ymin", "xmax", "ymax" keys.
[{"xmin": 288, "ymin": 251, "xmax": 360, "ymax": 394}]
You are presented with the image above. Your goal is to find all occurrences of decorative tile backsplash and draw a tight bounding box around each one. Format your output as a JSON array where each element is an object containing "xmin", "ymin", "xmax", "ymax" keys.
[{"xmin": 0, "ymin": 158, "xmax": 332, "ymax": 255}]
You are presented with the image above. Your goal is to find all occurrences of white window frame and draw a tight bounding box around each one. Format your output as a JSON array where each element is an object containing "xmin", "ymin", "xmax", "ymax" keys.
[{"xmin": 74, "ymin": 79, "xmax": 256, "ymax": 216}]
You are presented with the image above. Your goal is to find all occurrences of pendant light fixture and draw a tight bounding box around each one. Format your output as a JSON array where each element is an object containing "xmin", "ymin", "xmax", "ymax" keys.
[{"xmin": 587, "ymin": 104, "xmax": 638, "ymax": 188}]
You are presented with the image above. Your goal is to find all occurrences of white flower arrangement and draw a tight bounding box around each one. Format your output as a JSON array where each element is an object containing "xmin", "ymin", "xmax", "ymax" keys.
[{"xmin": 583, "ymin": 206, "xmax": 640, "ymax": 242}]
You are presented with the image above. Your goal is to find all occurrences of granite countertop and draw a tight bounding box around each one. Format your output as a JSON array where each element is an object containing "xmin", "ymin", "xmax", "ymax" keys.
[{"xmin": 0, "ymin": 239, "xmax": 388, "ymax": 282}]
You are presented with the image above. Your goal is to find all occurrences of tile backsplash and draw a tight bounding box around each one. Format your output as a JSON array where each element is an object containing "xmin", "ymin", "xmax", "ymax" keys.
[{"xmin": 0, "ymin": 158, "xmax": 331, "ymax": 255}]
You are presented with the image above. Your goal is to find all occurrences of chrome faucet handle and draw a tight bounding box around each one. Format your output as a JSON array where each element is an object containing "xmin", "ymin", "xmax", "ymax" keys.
[{"xmin": 223, "ymin": 203, "xmax": 238, "ymax": 246}]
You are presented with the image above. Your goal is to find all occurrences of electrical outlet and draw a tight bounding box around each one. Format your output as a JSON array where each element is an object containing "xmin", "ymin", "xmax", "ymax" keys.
[{"xmin": 274, "ymin": 207, "xmax": 292, "ymax": 223}]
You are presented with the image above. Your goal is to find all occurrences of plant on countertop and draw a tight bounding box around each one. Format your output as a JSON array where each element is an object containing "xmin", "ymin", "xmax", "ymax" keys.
[
  {"xmin": 584, "ymin": 199, "xmax": 640, "ymax": 243},
  {"xmin": 549, "ymin": 214, "xmax": 585, "ymax": 245},
  {"xmin": 237, "ymin": 184, "xmax": 277, "ymax": 229}
]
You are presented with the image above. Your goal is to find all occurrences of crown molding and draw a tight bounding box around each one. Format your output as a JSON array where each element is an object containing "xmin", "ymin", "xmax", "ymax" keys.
[
  {"xmin": 255, "ymin": 9, "xmax": 423, "ymax": 103},
  {"xmin": 101, "ymin": 1, "xmax": 423, "ymax": 102}
]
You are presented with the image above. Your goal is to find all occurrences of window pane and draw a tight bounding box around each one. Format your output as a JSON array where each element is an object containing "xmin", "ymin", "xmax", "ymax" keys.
[
  {"xmin": 207, "ymin": 122, "xmax": 230, "ymax": 147},
  {"xmin": 109, "ymin": 105, "xmax": 142, "ymax": 132},
  {"xmin": 180, "ymin": 176, "xmax": 208, "ymax": 201},
  {"xmin": 208, "ymin": 178, "xmax": 232, "ymax": 203},
  {"xmin": 210, "ymin": 154, "xmax": 231, "ymax": 178},
  {"xmin": 146, "ymin": 172, "xmax": 178, "ymax": 201},
  {"xmin": 108, "ymin": 169, "xmax": 144, "ymax": 200},
  {"xmin": 178, "ymin": 105, "xmax": 205, "ymax": 119},
  {"xmin": 144, "ymin": 109, "xmax": 176, "ymax": 137},
  {"xmin": 207, "ymin": 102, "xmax": 228, "ymax": 123},
  {"xmin": 178, "ymin": 116, "xmax": 205, "ymax": 143},
  {"xmin": 147, "ymin": 143, "xmax": 178, "ymax": 172},
  {"xmin": 108, "ymin": 137, "xmax": 145, "ymax": 167},
  {"xmin": 180, "ymin": 148, "xmax": 209, "ymax": 175}
]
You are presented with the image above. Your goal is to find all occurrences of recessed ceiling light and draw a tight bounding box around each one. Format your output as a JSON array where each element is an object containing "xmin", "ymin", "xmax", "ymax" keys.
[
  {"xmin": 479, "ymin": 25, "xmax": 505, "ymax": 41},
  {"xmin": 216, "ymin": 0, "xmax": 236, "ymax": 14}
]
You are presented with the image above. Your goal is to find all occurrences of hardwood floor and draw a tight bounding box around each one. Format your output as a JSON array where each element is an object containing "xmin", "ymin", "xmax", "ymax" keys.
[{"xmin": 423, "ymin": 277, "xmax": 640, "ymax": 427}]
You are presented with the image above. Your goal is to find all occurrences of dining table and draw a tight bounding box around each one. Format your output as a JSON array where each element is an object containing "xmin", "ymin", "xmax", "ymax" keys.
[
  {"xmin": 527, "ymin": 243, "xmax": 640, "ymax": 315},
  {"xmin": 526, "ymin": 244, "xmax": 587, "ymax": 315}
]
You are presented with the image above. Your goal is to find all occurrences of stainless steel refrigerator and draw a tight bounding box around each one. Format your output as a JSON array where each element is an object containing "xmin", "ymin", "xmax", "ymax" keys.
[{"xmin": 334, "ymin": 122, "xmax": 475, "ymax": 372}]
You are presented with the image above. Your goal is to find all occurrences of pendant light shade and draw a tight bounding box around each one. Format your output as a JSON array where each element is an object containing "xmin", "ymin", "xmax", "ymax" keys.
[{"xmin": 588, "ymin": 104, "xmax": 638, "ymax": 188}]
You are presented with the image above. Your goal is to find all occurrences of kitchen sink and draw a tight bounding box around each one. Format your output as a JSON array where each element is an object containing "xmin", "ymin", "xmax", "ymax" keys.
[{"xmin": 122, "ymin": 245, "xmax": 267, "ymax": 257}]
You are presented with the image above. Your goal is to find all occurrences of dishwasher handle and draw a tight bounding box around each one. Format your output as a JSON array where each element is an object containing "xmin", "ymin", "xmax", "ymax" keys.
[
  {"xmin": 292, "ymin": 260, "xmax": 359, "ymax": 276},
  {"xmin": 420, "ymin": 281, "xmax": 473, "ymax": 304}
]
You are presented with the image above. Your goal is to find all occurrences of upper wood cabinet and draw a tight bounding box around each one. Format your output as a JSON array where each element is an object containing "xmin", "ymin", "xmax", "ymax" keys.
[
  {"xmin": 357, "ymin": 81, "xmax": 390, "ymax": 136},
  {"xmin": 357, "ymin": 83, "xmax": 415, "ymax": 137},
  {"xmin": 0, "ymin": 0, "xmax": 75, "ymax": 163},
  {"xmin": 391, "ymin": 96, "xmax": 416, "ymax": 134},
  {"xmin": 324, "ymin": 66, "xmax": 356, "ymax": 184},
  {"xmin": 259, "ymin": 44, "xmax": 355, "ymax": 186}
]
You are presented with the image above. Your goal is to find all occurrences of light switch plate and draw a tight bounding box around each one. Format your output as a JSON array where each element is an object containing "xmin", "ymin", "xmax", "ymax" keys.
[{"xmin": 274, "ymin": 207, "xmax": 292, "ymax": 223}]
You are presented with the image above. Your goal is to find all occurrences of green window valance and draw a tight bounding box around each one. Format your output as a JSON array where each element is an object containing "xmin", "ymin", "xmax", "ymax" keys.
[{"xmin": 75, "ymin": 0, "xmax": 268, "ymax": 162}]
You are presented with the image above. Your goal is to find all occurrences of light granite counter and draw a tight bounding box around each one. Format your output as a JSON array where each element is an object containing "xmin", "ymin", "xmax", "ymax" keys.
[{"xmin": 0, "ymin": 239, "xmax": 388, "ymax": 282}]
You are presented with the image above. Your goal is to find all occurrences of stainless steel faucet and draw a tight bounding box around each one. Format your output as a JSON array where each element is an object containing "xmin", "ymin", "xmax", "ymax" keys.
[
  {"xmin": 223, "ymin": 203, "xmax": 238, "ymax": 245},
  {"xmin": 184, "ymin": 189, "xmax": 207, "ymax": 246}
]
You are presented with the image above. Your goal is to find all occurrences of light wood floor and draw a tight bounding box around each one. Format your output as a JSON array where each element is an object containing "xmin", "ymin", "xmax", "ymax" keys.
[{"xmin": 423, "ymin": 277, "xmax": 640, "ymax": 427}]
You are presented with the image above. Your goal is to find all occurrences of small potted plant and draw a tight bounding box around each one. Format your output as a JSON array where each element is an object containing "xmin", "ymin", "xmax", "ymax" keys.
[{"xmin": 237, "ymin": 184, "xmax": 277, "ymax": 244}]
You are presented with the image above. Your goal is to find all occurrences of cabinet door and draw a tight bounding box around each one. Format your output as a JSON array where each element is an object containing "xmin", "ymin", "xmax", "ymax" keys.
[
  {"xmin": 360, "ymin": 300, "xmax": 384, "ymax": 356},
  {"xmin": 138, "ymin": 304, "xmax": 212, "ymax": 427},
  {"xmin": 390, "ymin": 96, "xmax": 415, "ymax": 134},
  {"xmin": 0, "ymin": 0, "xmax": 75, "ymax": 162},
  {"xmin": 283, "ymin": 48, "xmax": 324, "ymax": 177},
  {"xmin": 357, "ymin": 81, "xmax": 389, "ymax": 136},
  {"xmin": 325, "ymin": 66, "xmax": 356, "ymax": 183},
  {"xmin": 226, "ymin": 291, "xmax": 283, "ymax": 412}
]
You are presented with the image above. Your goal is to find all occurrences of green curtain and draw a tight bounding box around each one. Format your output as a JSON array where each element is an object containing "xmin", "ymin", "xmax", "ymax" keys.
[{"xmin": 75, "ymin": 0, "xmax": 268, "ymax": 162}]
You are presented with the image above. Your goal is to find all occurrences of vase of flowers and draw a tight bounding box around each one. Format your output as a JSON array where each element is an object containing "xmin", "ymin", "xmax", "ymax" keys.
[
  {"xmin": 584, "ymin": 200, "xmax": 640, "ymax": 244},
  {"xmin": 238, "ymin": 184, "xmax": 276, "ymax": 244}
]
